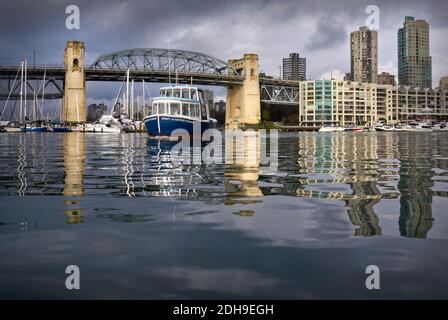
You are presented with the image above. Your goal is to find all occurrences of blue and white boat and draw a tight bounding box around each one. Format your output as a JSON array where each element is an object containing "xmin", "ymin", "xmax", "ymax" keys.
[{"xmin": 142, "ymin": 85, "xmax": 216, "ymax": 138}]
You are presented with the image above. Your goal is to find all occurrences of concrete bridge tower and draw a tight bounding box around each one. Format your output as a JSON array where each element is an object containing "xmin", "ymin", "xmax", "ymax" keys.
[
  {"xmin": 226, "ymin": 54, "xmax": 261, "ymax": 128},
  {"xmin": 63, "ymin": 41, "xmax": 86, "ymax": 123}
]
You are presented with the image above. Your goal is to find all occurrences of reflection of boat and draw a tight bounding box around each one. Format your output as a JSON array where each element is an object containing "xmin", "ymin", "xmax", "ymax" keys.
[
  {"xmin": 142, "ymin": 85, "xmax": 215, "ymax": 138},
  {"xmin": 319, "ymin": 125, "xmax": 345, "ymax": 132},
  {"xmin": 78, "ymin": 115, "xmax": 122, "ymax": 133},
  {"xmin": 401, "ymin": 121, "xmax": 432, "ymax": 132}
]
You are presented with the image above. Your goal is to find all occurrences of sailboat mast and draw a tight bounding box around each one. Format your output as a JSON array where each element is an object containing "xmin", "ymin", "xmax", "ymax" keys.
[
  {"xmin": 19, "ymin": 60, "xmax": 24, "ymax": 124},
  {"xmin": 131, "ymin": 79, "xmax": 134, "ymax": 120},
  {"xmin": 126, "ymin": 68, "xmax": 130, "ymax": 117},
  {"xmin": 76, "ymin": 93, "xmax": 80, "ymax": 123},
  {"xmin": 142, "ymin": 80, "xmax": 145, "ymax": 118},
  {"xmin": 41, "ymin": 64, "xmax": 46, "ymax": 120},
  {"xmin": 24, "ymin": 59, "xmax": 27, "ymax": 122}
]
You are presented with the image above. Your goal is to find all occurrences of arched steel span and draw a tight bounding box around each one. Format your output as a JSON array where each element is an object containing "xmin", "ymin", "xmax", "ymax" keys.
[{"xmin": 90, "ymin": 48, "xmax": 237, "ymax": 75}]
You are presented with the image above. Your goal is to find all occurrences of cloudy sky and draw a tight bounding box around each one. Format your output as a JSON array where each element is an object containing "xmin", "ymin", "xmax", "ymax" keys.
[{"xmin": 1, "ymin": 0, "xmax": 447, "ymax": 107}]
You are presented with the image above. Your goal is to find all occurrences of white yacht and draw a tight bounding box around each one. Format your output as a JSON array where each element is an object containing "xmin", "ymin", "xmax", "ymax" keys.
[
  {"xmin": 78, "ymin": 115, "xmax": 123, "ymax": 133},
  {"xmin": 432, "ymin": 122, "xmax": 448, "ymax": 132},
  {"xmin": 401, "ymin": 121, "xmax": 433, "ymax": 132},
  {"xmin": 374, "ymin": 122, "xmax": 395, "ymax": 132},
  {"xmin": 318, "ymin": 125, "xmax": 345, "ymax": 132}
]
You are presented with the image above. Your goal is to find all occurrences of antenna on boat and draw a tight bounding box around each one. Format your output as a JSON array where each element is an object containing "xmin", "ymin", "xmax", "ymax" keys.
[
  {"xmin": 190, "ymin": 76, "xmax": 193, "ymax": 86},
  {"xmin": 168, "ymin": 40, "xmax": 171, "ymax": 85}
]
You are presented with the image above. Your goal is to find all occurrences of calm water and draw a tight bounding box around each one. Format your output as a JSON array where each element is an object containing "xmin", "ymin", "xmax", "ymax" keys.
[{"xmin": 1, "ymin": 131, "xmax": 448, "ymax": 299}]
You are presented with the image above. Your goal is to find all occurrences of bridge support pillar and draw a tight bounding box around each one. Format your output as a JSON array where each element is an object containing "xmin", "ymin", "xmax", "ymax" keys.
[
  {"xmin": 63, "ymin": 41, "xmax": 86, "ymax": 123},
  {"xmin": 226, "ymin": 54, "xmax": 260, "ymax": 129}
]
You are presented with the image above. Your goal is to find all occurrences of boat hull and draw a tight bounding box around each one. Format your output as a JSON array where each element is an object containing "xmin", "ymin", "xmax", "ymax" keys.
[
  {"xmin": 23, "ymin": 127, "xmax": 48, "ymax": 132},
  {"xmin": 52, "ymin": 127, "xmax": 72, "ymax": 132},
  {"xmin": 143, "ymin": 116, "xmax": 212, "ymax": 138},
  {"xmin": 3, "ymin": 127, "xmax": 22, "ymax": 132}
]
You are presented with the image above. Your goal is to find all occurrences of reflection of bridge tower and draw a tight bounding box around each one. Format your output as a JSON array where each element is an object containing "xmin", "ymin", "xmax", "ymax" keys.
[
  {"xmin": 397, "ymin": 134, "xmax": 433, "ymax": 238},
  {"xmin": 63, "ymin": 132, "xmax": 85, "ymax": 196},
  {"xmin": 63, "ymin": 132, "xmax": 85, "ymax": 224},
  {"xmin": 226, "ymin": 55, "xmax": 261, "ymax": 128},
  {"xmin": 63, "ymin": 41, "xmax": 86, "ymax": 123},
  {"xmin": 225, "ymin": 130, "xmax": 262, "ymax": 214}
]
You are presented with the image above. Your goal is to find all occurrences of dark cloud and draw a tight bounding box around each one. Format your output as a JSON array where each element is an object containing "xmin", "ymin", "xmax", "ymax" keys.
[
  {"xmin": 305, "ymin": 19, "xmax": 348, "ymax": 51},
  {"xmin": 0, "ymin": 0, "xmax": 447, "ymax": 102}
]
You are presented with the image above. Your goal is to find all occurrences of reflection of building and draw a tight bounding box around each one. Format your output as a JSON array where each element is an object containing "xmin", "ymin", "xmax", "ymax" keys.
[
  {"xmin": 350, "ymin": 26, "xmax": 378, "ymax": 83},
  {"xmin": 299, "ymin": 80, "xmax": 448, "ymax": 126},
  {"xmin": 397, "ymin": 134, "xmax": 433, "ymax": 238},
  {"xmin": 295, "ymin": 134, "xmax": 387, "ymax": 236},
  {"xmin": 282, "ymin": 53, "xmax": 306, "ymax": 81},
  {"xmin": 225, "ymin": 130, "xmax": 262, "ymax": 212},
  {"xmin": 87, "ymin": 103, "xmax": 107, "ymax": 122},
  {"xmin": 398, "ymin": 16, "xmax": 432, "ymax": 88}
]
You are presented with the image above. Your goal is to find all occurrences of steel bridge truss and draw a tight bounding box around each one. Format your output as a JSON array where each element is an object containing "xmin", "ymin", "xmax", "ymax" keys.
[
  {"xmin": 0, "ymin": 78, "xmax": 64, "ymax": 100},
  {"xmin": 91, "ymin": 48, "xmax": 238, "ymax": 75},
  {"xmin": 260, "ymin": 83, "xmax": 299, "ymax": 105}
]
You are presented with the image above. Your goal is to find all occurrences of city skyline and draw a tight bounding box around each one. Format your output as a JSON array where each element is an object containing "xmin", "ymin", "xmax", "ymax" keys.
[{"xmin": 0, "ymin": 0, "xmax": 447, "ymax": 106}]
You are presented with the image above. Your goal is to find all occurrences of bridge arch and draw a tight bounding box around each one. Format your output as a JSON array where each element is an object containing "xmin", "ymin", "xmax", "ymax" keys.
[{"xmin": 90, "ymin": 48, "xmax": 237, "ymax": 75}]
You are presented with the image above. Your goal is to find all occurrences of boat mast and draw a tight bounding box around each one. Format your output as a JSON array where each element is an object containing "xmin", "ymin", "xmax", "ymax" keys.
[
  {"xmin": 19, "ymin": 60, "xmax": 24, "ymax": 125},
  {"xmin": 76, "ymin": 93, "xmax": 80, "ymax": 123},
  {"xmin": 41, "ymin": 64, "xmax": 46, "ymax": 121},
  {"xmin": 131, "ymin": 79, "xmax": 134, "ymax": 120},
  {"xmin": 142, "ymin": 79, "xmax": 145, "ymax": 118},
  {"xmin": 126, "ymin": 68, "xmax": 130, "ymax": 117},
  {"xmin": 24, "ymin": 59, "xmax": 27, "ymax": 123}
]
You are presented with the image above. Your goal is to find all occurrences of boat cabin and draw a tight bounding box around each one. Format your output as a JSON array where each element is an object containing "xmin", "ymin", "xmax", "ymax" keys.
[{"xmin": 148, "ymin": 86, "xmax": 209, "ymax": 121}]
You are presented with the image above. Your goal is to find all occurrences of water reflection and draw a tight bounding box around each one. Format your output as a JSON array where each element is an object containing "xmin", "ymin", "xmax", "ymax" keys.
[
  {"xmin": 225, "ymin": 130, "xmax": 262, "ymax": 215},
  {"xmin": 397, "ymin": 134, "xmax": 434, "ymax": 238},
  {"xmin": 62, "ymin": 132, "xmax": 86, "ymax": 224},
  {"xmin": 0, "ymin": 132, "xmax": 447, "ymax": 238}
]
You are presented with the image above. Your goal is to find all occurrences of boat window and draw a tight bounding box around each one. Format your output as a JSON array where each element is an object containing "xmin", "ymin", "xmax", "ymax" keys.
[
  {"xmin": 182, "ymin": 89, "xmax": 190, "ymax": 99},
  {"xmin": 190, "ymin": 104, "xmax": 196, "ymax": 118},
  {"xmin": 191, "ymin": 90, "xmax": 197, "ymax": 100},
  {"xmin": 195, "ymin": 104, "xmax": 200, "ymax": 119},
  {"xmin": 173, "ymin": 89, "xmax": 181, "ymax": 98},
  {"xmin": 158, "ymin": 102, "xmax": 166, "ymax": 114},
  {"xmin": 170, "ymin": 103, "xmax": 181, "ymax": 115},
  {"xmin": 166, "ymin": 89, "xmax": 172, "ymax": 97},
  {"xmin": 201, "ymin": 105, "xmax": 207, "ymax": 120},
  {"xmin": 182, "ymin": 103, "xmax": 190, "ymax": 117},
  {"xmin": 160, "ymin": 89, "xmax": 166, "ymax": 97}
]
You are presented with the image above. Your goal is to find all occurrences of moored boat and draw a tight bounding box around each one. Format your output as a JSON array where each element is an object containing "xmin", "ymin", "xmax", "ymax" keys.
[
  {"xmin": 78, "ymin": 115, "xmax": 123, "ymax": 133},
  {"xmin": 142, "ymin": 85, "xmax": 216, "ymax": 138},
  {"xmin": 318, "ymin": 125, "xmax": 345, "ymax": 132},
  {"xmin": 374, "ymin": 122, "xmax": 395, "ymax": 132},
  {"xmin": 401, "ymin": 121, "xmax": 433, "ymax": 132},
  {"xmin": 344, "ymin": 125, "xmax": 364, "ymax": 132}
]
